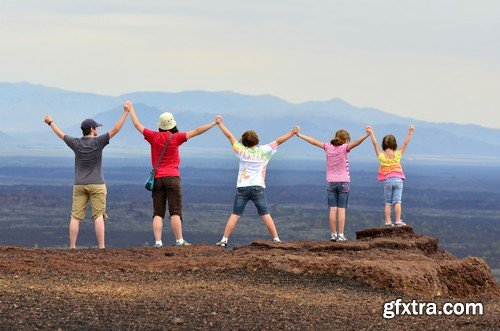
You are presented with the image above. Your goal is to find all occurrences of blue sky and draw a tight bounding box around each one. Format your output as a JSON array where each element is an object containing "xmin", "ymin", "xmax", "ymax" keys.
[{"xmin": 1, "ymin": 0, "xmax": 499, "ymax": 128}]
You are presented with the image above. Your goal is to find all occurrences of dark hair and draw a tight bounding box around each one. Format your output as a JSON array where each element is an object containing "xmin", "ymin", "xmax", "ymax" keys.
[
  {"xmin": 159, "ymin": 126, "xmax": 179, "ymax": 133},
  {"xmin": 241, "ymin": 130, "xmax": 259, "ymax": 147},
  {"xmin": 82, "ymin": 127, "xmax": 93, "ymax": 136},
  {"xmin": 382, "ymin": 134, "xmax": 397, "ymax": 151},
  {"xmin": 330, "ymin": 129, "xmax": 350, "ymax": 146}
]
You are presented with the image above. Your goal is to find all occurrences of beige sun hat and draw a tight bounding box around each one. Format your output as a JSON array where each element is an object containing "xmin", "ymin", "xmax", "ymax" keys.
[{"xmin": 157, "ymin": 112, "xmax": 177, "ymax": 130}]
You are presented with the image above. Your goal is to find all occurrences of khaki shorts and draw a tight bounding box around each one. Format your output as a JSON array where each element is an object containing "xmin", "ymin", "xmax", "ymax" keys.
[{"xmin": 72, "ymin": 184, "xmax": 107, "ymax": 221}]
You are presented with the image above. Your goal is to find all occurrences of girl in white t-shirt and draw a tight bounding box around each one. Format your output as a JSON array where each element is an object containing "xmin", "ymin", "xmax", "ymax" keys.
[{"xmin": 214, "ymin": 117, "xmax": 299, "ymax": 247}]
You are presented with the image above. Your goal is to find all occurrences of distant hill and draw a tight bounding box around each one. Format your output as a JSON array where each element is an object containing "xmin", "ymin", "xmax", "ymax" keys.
[
  {"xmin": 0, "ymin": 131, "xmax": 14, "ymax": 142},
  {"xmin": 2, "ymin": 82, "xmax": 500, "ymax": 161},
  {"xmin": 120, "ymin": 90, "xmax": 292, "ymax": 116},
  {"xmin": 0, "ymin": 131, "xmax": 30, "ymax": 148},
  {"xmin": 0, "ymin": 82, "xmax": 119, "ymax": 132}
]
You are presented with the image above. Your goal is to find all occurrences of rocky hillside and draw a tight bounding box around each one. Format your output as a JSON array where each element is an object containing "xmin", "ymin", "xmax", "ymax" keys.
[{"xmin": 0, "ymin": 226, "xmax": 498, "ymax": 329}]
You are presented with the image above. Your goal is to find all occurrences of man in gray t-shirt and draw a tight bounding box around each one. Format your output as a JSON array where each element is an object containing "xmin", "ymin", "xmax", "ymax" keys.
[
  {"xmin": 63, "ymin": 133, "xmax": 110, "ymax": 185},
  {"xmin": 44, "ymin": 101, "xmax": 131, "ymax": 249}
]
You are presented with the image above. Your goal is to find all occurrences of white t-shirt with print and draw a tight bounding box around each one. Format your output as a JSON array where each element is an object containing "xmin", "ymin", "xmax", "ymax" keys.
[{"xmin": 232, "ymin": 141, "xmax": 278, "ymax": 188}]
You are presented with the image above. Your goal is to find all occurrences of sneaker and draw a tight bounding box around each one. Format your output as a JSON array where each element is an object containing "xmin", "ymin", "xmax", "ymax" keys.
[
  {"xmin": 153, "ymin": 243, "xmax": 163, "ymax": 248},
  {"xmin": 175, "ymin": 240, "xmax": 191, "ymax": 246},
  {"xmin": 337, "ymin": 234, "xmax": 347, "ymax": 242},
  {"xmin": 330, "ymin": 234, "xmax": 338, "ymax": 242},
  {"xmin": 395, "ymin": 220, "xmax": 407, "ymax": 227},
  {"xmin": 216, "ymin": 241, "xmax": 227, "ymax": 248},
  {"xmin": 385, "ymin": 223, "xmax": 394, "ymax": 227},
  {"xmin": 273, "ymin": 238, "xmax": 282, "ymax": 243}
]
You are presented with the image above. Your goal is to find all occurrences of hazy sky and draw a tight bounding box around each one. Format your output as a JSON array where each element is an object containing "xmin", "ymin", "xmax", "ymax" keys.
[{"xmin": 1, "ymin": 0, "xmax": 499, "ymax": 128}]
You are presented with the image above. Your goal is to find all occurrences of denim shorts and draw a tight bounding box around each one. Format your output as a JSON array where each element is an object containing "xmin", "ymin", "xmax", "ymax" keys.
[
  {"xmin": 327, "ymin": 182, "xmax": 350, "ymax": 208},
  {"xmin": 384, "ymin": 177, "xmax": 403, "ymax": 205},
  {"xmin": 232, "ymin": 186, "xmax": 270, "ymax": 216}
]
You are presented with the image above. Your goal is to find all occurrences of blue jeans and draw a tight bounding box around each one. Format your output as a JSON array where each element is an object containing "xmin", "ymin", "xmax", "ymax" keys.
[
  {"xmin": 232, "ymin": 186, "xmax": 270, "ymax": 216},
  {"xmin": 327, "ymin": 182, "xmax": 350, "ymax": 208},
  {"xmin": 384, "ymin": 177, "xmax": 403, "ymax": 205}
]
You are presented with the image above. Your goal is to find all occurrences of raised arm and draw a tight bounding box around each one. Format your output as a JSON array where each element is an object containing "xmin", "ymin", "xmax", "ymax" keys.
[
  {"xmin": 366, "ymin": 126, "xmax": 382, "ymax": 157},
  {"xmin": 348, "ymin": 129, "xmax": 371, "ymax": 150},
  {"xmin": 297, "ymin": 132, "xmax": 323, "ymax": 148},
  {"xmin": 216, "ymin": 118, "xmax": 237, "ymax": 146},
  {"xmin": 399, "ymin": 124, "xmax": 415, "ymax": 154},
  {"xmin": 44, "ymin": 115, "xmax": 65, "ymax": 140},
  {"xmin": 108, "ymin": 101, "xmax": 131, "ymax": 138},
  {"xmin": 128, "ymin": 101, "xmax": 145, "ymax": 134},
  {"xmin": 276, "ymin": 126, "xmax": 300, "ymax": 145},
  {"xmin": 186, "ymin": 115, "xmax": 219, "ymax": 140}
]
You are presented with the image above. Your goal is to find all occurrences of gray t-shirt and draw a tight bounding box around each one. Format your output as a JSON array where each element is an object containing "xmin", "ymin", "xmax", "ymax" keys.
[{"xmin": 63, "ymin": 133, "xmax": 110, "ymax": 185}]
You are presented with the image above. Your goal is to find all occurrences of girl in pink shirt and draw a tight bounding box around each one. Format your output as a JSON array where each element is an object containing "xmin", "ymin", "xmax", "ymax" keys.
[{"xmin": 297, "ymin": 128, "xmax": 370, "ymax": 241}]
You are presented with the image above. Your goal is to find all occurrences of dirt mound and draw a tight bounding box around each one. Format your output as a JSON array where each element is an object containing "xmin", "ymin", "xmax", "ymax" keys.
[
  {"xmin": 234, "ymin": 226, "xmax": 497, "ymax": 298},
  {"xmin": 0, "ymin": 227, "xmax": 498, "ymax": 329}
]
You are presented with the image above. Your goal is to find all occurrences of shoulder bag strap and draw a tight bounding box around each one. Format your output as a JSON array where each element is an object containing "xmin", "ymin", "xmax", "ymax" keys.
[{"xmin": 152, "ymin": 133, "xmax": 174, "ymax": 173}]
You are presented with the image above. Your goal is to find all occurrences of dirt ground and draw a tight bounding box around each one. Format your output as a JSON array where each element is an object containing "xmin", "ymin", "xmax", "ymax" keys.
[{"xmin": 0, "ymin": 227, "xmax": 499, "ymax": 330}]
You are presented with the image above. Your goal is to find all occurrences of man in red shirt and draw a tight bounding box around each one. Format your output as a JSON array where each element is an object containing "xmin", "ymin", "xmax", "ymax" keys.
[{"xmin": 129, "ymin": 101, "xmax": 220, "ymax": 247}]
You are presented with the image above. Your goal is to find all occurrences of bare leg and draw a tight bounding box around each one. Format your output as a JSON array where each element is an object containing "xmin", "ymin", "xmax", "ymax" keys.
[
  {"xmin": 223, "ymin": 214, "xmax": 241, "ymax": 238},
  {"xmin": 337, "ymin": 207, "xmax": 346, "ymax": 234},
  {"xmin": 384, "ymin": 204, "xmax": 392, "ymax": 224},
  {"xmin": 260, "ymin": 214, "xmax": 278, "ymax": 238},
  {"xmin": 394, "ymin": 203, "xmax": 402, "ymax": 222},
  {"xmin": 170, "ymin": 215, "xmax": 183, "ymax": 241},
  {"xmin": 153, "ymin": 216, "xmax": 163, "ymax": 242},
  {"xmin": 69, "ymin": 218, "xmax": 80, "ymax": 249},
  {"xmin": 94, "ymin": 215, "xmax": 105, "ymax": 249},
  {"xmin": 329, "ymin": 207, "xmax": 338, "ymax": 234}
]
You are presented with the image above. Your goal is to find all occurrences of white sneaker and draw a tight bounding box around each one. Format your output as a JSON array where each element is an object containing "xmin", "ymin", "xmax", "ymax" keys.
[
  {"xmin": 337, "ymin": 234, "xmax": 347, "ymax": 242},
  {"xmin": 330, "ymin": 234, "xmax": 338, "ymax": 242},
  {"xmin": 273, "ymin": 238, "xmax": 282, "ymax": 243},
  {"xmin": 395, "ymin": 220, "xmax": 407, "ymax": 227},
  {"xmin": 216, "ymin": 240, "xmax": 227, "ymax": 248}
]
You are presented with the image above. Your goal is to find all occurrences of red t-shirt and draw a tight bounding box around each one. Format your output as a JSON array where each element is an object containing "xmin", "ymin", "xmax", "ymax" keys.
[{"xmin": 143, "ymin": 129, "xmax": 187, "ymax": 178}]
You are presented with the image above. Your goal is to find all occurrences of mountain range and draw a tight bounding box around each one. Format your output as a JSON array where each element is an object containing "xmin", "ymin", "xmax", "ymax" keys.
[{"xmin": 1, "ymin": 82, "xmax": 500, "ymax": 163}]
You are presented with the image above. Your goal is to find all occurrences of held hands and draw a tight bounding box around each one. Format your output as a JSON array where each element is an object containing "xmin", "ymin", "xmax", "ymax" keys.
[
  {"xmin": 215, "ymin": 115, "xmax": 222, "ymax": 125},
  {"xmin": 123, "ymin": 100, "xmax": 133, "ymax": 113},
  {"xmin": 44, "ymin": 115, "xmax": 53, "ymax": 124},
  {"xmin": 365, "ymin": 125, "xmax": 374, "ymax": 135},
  {"xmin": 409, "ymin": 124, "xmax": 415, "ymax": 132},
  {"xmin": 292, "ymin": 125, "xmax": 300, "ymax": 135}
]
